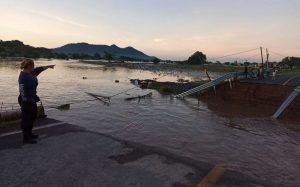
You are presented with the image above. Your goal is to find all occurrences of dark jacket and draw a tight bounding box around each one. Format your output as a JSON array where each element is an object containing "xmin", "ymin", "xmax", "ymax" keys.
[{"xmin": 18, "ymin": 67, "xmax": 44, "ymax": 104}]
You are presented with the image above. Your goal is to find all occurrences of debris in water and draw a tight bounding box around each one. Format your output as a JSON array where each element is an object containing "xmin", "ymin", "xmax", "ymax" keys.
[
  {"xmin": 177, "ymin": 79, "xmax": 190, "ymax": 83},
  {"xmin": 125, "ymin": 92, "xmax": 152, "ymax": 101},
  {"xmin": 115, "ymin": 80, "xmax": 120, "ymax": 83},
  {"xmin": 55, "ymin": 104, "xmax": 71, "ymax": 111},
  {"xmin": 86, "ymin": 92, "xmax": 111, "ymax": 105}
]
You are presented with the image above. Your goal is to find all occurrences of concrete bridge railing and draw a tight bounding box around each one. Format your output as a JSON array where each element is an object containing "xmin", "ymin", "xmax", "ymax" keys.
[{"xmin": 273, "ymin": 86, "xmax": 300, "ymax": 119}]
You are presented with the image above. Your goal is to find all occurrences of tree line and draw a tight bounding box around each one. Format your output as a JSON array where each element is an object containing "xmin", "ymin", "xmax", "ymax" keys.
[
  {"xmin": 0, "ymin": 40, "xmax": 53, "ymax": 59},
  {"xmin": 183, "ymin": 51, "xmax": 300, "ymax": 70},
  {"xmin": 279, "ymin": 57, "xmax": 300, "ymax": 70},
  {"xmin": 1, "ymin": 40, "xmax": 298, "ymax": 68}
]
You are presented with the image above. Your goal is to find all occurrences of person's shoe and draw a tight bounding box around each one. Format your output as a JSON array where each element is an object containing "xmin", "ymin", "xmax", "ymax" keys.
[
  {"xmin": 23, "ymin": 139, "xmax": 37, "ymax": 144},
  {"xmin": 30, "ymin": 134, "xmax": 39, "ymax": 139}
]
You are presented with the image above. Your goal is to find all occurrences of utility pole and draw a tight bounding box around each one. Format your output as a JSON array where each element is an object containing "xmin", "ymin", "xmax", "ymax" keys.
[
  {"xmin": 260, "ymin": 46, "xmax": 264, "ymax": 65},
  {"xmin": 266, "ymin": 48, "xmax": 270, "ymax": 71},
  {"xmin": 259, "ymin": 46, "xmax": 265, "ymax": 79}
]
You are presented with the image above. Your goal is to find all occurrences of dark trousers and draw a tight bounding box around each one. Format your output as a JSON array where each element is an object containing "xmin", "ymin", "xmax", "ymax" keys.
[{"xmin": 20, "ymin": 102, "xmax": 37, "ymax": 140}]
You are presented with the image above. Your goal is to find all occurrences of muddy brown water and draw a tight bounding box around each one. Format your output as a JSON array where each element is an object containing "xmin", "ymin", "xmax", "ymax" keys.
[{"xmin": 1, "ymin": 59, "xmax": 299, "ymax": 187}]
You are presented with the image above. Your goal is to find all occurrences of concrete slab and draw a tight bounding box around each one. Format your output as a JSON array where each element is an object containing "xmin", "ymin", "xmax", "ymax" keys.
[
  {"xmin": 0, "ymin": 127, "xmax": 195, "ymax": 187},
  {"xmin": 0, "ymin": 119, "xmax": 284, "ymax": 187}
]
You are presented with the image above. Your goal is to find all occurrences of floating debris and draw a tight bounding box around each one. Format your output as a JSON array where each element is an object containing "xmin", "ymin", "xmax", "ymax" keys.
[
  {"xmin": 125, "ymin": 92, "xmax": 152, "ymax": 101},
  {"xmin": 131, "ymin": 79, "xmax": 206, "ymax": 95},
  {"xmin": 130, "ymin": 79, "xmax": 141, "ymax": 85},
  {"xmin": 55, "ymin": 104, "xmax": 71, "ymax": 111},
  {"xmin": 86, "ymin": 92, "xmax": 111, "ymax": 105},
  {"xmin": 177, "ymin": 79, "xmax": 190, "ymax": 83},
  {"xmin": 82, "ymin": 76, "xmax": 88, "ymax": 79},
  {"xmin": 115, "ymin": 80, "xmax": 120, "ymax": 83}
]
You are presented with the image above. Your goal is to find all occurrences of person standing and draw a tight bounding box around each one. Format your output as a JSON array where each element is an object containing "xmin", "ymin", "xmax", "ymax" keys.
[
  {"xmin": 272, "ymin": 67, "xmax": 277, "ymax": 80},
  {"xmin": 244, "ymin": 65, "xmax": 248, "ymax": 79},
  {"xmin": 18, "ymin": 59, "xmax": 55, "ymax": 144},
  {"xmin": 258, "ymin": 65, "xmax": 264, "ymax": 80}
]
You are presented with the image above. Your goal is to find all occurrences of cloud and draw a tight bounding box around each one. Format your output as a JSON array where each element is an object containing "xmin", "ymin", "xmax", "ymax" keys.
[
  {"xmin": 23, "ymin": 8, "xmax": 88, "ymax": 28},
  {"xmin": 153, "ymin": 38, "xmax": 165, "ymax": 43}
]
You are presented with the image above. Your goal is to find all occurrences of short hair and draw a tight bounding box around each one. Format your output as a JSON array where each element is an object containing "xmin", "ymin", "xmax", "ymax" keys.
[{"xmin": 20, "ymin": 59, "xmax": 34, "ymax": 70}]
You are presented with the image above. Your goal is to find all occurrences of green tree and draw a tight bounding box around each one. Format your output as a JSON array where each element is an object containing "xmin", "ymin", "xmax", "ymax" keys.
[
  {"xmin": 231, "ymin": 61, "xmax": 238, "ymax": 66},
  {"xmin": 104, "ymin": 51, "xmax": 113, "ymax": 62},
  {"xmin": 187, "ymin": 51, "xmax": 207, "ymax": 65},
  {"xmin": 291, "ymin": 57, "xmax": 300, "ymax": 67},
  {"xmin": 55, "ymin": 53, "xmax": 68, "ymax": 59},
  {"xmin": 93, "ymin": 53, "xmax": 101, "ymax": 60},
  {"xmin": 71, "ymin": 53, "xmax": 81, "ymax": 59},
  {"xmin": 120, "ymin": 56, "xmax": 135, "ymax": 61},
  {"xmin": 281, "ymin": 57, "xmax": 298, "ymax": 70},
  {"xmin": 0, "ymin": 52, "xmax": 8, "ymax": 58},
  {"xmin": 152, "ymin": 58, "xmax": 160, "ymax": 64},
  {"xmin": 33, "ymin": 52, "xmax": 40, "ymax": 59},
  {"xmin": 244, "ymin": 62, "xmax": 250, "ymax": 66}
]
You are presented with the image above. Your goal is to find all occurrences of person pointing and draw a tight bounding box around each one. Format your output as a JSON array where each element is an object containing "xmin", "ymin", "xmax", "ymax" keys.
[{"xmin": 18, "ymin": 59, "xmax": 55, "ymax": 144}]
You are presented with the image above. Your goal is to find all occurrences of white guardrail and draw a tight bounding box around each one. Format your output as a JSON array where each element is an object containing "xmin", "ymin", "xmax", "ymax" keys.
[
  {"xmin": 273, "ymin": 86, "xmax": 300, "ymax": 119},
  {"xmin": 175, "ymin": 73, "xmax": 236, "ymax": 98}
]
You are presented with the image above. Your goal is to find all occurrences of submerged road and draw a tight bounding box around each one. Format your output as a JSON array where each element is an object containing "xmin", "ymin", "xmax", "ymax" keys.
[{"xmin": 0, "ymin": 118, "xmax": 283, "ymax": 187}]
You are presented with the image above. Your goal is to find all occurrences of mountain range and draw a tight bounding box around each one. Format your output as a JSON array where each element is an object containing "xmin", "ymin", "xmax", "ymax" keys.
[
  {"xmin": 0, "ymin": 40, "xmax": 157, "ymax": 61},
  {"xmin": 54, "ymin": 43, "xmax": 156, "ymax": 61}
]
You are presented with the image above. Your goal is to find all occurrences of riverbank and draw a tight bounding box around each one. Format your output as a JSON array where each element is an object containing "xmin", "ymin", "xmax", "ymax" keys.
[
  {"xmin": 200, "ymin": 81, "xmax": 300, "ymax": 120},
  {"xmin": 136, "ymin": 78, "xmax": 300, "ymax": 124},
  {"xmin": 80, "ymin": 60, "xmax": 243, "ymax": 73},
  {"xmin": 2, "ymin": 57, "xmax": 298, "ymax": 74}
]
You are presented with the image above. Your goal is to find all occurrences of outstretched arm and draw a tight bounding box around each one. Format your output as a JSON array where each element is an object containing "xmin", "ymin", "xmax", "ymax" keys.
[
  {"xmin": 42, "ymin": 65, "xmax": 56, "ymax": 70},
  {"xmin": 33, "ymin": 65, "xmax": 55, "ymax": 76}
]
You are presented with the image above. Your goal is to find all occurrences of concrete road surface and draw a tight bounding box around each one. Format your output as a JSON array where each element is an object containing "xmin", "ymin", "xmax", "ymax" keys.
[
  {"xmin": 242, "ymin": 72, "xmax": 300, "ymax": 87},
  {"xmin": 0, "ymin": 119, "xmax": 283, "ymax": 187}
]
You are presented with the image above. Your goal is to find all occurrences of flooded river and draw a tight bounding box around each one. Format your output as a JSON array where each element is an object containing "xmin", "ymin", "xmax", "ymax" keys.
[{"xmin": 1, "ymin": 59, "xmax": 300, "ymax": 186}]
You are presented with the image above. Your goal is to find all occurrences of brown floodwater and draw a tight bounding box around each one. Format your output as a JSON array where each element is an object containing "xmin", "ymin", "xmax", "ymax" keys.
[{"xmin": 1, "ymin": 59, "xmax": 299, "ymax": 187}]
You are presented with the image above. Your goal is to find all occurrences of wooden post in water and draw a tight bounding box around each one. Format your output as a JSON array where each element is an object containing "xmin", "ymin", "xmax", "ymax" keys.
[{"xmin": 205, "ymin": 69, "xmax": 216, "ymax": 95}]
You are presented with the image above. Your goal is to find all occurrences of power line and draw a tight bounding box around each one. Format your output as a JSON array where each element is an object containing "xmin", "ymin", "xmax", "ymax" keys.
[
  {"xmin": 268, "ymin": 50, "xmax": 287, "ymax": 58},
  {"xmin": 238, "ymin": 54, "xmax": 261, "ymax": 61},
  {"xmin": 208, "ymin": 48, "xmax": 260, "ymax": 61}
]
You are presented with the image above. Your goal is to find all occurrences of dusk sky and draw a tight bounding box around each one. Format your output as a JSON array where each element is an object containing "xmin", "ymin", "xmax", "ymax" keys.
[{"xmin": 0, "ymin": 0, "xmax": 299, "ymax": 61}]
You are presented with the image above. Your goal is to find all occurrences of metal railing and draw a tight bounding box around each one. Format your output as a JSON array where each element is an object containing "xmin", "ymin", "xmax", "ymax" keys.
[
  {"xmin": 175, "ymin": 73, "xmax": 236, "ymax": 98},
  {"xmin": 273, "ymin": 86, "xmax": 300, "ymax": 119}
]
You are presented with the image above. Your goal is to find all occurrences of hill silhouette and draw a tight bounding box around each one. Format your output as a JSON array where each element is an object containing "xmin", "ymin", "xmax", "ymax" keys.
[
  {"xmin": 54, "ymin": 43, "xmax": 156, "ymax": 61},
  {"xmin": 0, "ymin": 40, "xmax": 157, "ymax": 61}
]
